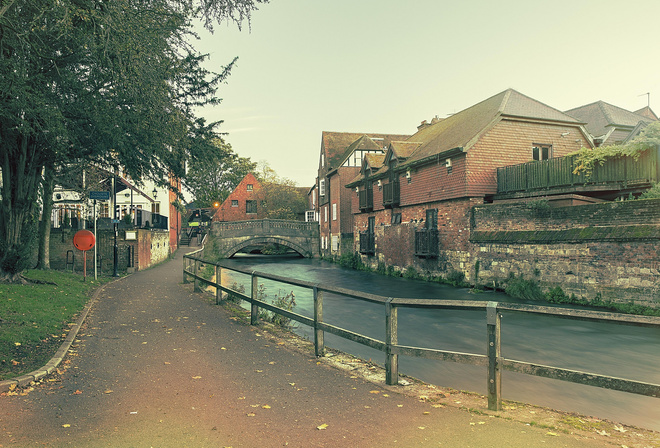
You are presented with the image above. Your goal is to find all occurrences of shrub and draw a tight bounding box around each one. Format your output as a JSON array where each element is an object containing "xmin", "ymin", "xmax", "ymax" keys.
[
  {"xmin": 227, "ymin": 282, "xmax": 246, "ymax": 303},
  {"xmin": 505, "ymin": 274, "xmax": 545, "ymax": 301},
  {"xmin": 446, "ymin": 269, "xmax": 467, "ymax": 287}
]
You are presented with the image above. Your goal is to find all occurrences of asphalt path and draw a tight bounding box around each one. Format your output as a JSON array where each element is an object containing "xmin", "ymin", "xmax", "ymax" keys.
[{"xmin": 0, "ymin": 248, "xmax": 617, "ymax": 447}]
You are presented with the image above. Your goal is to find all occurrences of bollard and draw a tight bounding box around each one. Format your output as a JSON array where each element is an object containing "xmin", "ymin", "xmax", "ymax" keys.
[
  {"xmin": 313, "ymin": 286, "xmax": 324, "ymax": 357},
  {"xmin": 385, "ymin": 298, "xmax": 398, "ymax": 385},
  {"xmin": 487, "ymin": 301, "xmax": 502, "ymax": 410}
]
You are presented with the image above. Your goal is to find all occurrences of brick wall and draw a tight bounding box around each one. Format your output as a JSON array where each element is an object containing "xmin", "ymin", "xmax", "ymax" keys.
[{"xmin": 49, "ymin": 228, "xmax": 169, "ymax": 276}]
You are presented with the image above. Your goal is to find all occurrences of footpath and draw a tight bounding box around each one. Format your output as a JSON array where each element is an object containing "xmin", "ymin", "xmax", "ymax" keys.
[{"xmin": 0, "ymin": 247, "xmax": 657, "ymax": 447}]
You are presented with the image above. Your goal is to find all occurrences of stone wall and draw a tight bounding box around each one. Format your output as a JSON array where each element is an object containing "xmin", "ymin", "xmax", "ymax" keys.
[{"xmin": 470, "ymin": 198, "xmax": 660, "ymax": 307}]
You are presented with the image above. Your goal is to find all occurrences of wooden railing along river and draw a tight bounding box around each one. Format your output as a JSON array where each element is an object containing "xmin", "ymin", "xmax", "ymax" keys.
[{"xmin": 183, "ymin": 248, "xmax": 660, "ymax": 411}]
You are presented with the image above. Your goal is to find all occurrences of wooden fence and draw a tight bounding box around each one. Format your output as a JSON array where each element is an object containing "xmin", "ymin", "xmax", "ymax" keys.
[
  {"xmin": 497, "ymin": 147, "xmax": 660, "ymax": 195},
  {"xmin": 183, "ymin": 249, "xmax": 660, "ymax": 411}
]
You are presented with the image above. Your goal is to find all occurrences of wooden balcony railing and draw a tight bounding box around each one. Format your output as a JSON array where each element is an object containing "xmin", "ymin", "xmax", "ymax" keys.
[
  {"xmin": 359, "ymin": 231, "xmax": 375, "ymax": 255},
  {"xmin": 414, "ymin": 228, "xmax": 439, "ymax": 258},
  {"xmin": 497, "ymin": 148, "xmax": 660, "ymax": 195}
]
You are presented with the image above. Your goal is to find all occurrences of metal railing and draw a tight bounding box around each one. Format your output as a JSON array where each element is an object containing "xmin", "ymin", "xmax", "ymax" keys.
[
  {"xmin": 414, "ymin": 228, "xmax": 439, "ymax": 258},
  {"xmin": 182, "ymin": 251, "xmax": 660, "ymax": 411},
  {"xmin": 359, "ymin": 231, "xmax": 375, "ymax": 255}
]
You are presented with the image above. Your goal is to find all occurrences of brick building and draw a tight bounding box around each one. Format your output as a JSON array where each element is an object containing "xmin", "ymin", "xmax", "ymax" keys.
[
  {"xmin": 565, "ymin": 100, "xmax": 657, "ymax": 146},
  {"xmin": 212, "ymin": 173, "xmax": 263, "ymax": 222},
  {"xmin": 346, "ymin": 89, "xmax": 594, "ymax": 275},
  {"xmin": 315, "ymin": 131, "xmax": 410, "ymax": 257}
]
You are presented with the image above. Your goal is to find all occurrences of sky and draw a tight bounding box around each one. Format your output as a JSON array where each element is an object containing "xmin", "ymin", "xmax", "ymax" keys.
[{"xmin": 193, "ymin": 0, "xmax": 660, "ymax": 187}]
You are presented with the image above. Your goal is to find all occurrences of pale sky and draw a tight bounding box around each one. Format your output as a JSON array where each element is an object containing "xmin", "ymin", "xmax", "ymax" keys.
[{"xmin": 194, "ymin": 0, "xmax": 660, "ymax": 187}]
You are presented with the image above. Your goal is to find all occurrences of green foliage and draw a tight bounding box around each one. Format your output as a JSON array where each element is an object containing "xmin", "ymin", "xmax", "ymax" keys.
[
  {"xmin": 639, "ymin": 183, "xmax": 660, "ymax": 199},
  {"xmin": 403, "ymin": 266, "xmax": 422, "ymax": 280},
  {"xmin": 0, "ymin": 269, "xmax": 108, "ymax": 379},
  {"xmin": 504, "ymin": 274, "xmax": 545, "ymax": 301},
  {"xmin": 227, "ymin": 282, "xmax": 246, "ymax": 303},
  {"xmin": 261, "ymin": 243, "xmax": 290, "ymax": 255},
  {"xmin": 570, "ymin": 121, "xmax": 660, "ymax": 177},
  {"xmin": 338, "ymin": 252, "xmax": 363, "ymax": 270},
  {"xmin": 255, "ymin": 163, "xmax": 308, "ymax": 220},
  {"xmin": 0, "ymin": 0, "xmax": 265, "ymax": 278},
  {"xmin": 186, "ymin": 138, "xmax": 257, "ymax": 207},
  {"xmin": 257, "ymin": 285, "xmax": 297, "ymax": 328},
  {"xmin": 446, "ymin": 270, "xmax": 468, "ymax": 287}
]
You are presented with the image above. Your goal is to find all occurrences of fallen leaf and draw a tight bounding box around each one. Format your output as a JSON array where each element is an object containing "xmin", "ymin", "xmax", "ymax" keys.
[
  {"xmin": 418, "ymin": 426, "xmax": 426, "ymax": 430},
  {"xmin": 221, "ymin": 347, "xmax": 227, "ymax": 350},
  {"xmin": 369, "ymin": 390, "xmax": 380, "ymax": 394},
  {"xmin": 546, "ymin": 432, "xmax": 558, "ymax": 436},
  {"xmin": 423, "ymin": 411, "xmax": 430, "ymax": 415},
  {"xmin": 317, "ymin": 424, "xmax": 328, "ymax": 430},
  {"xmin": 62, "ymin": 424, "xmax": 71, "ymax": 428},
  {"xmin": 595, "ymin": 430, "xmax": 610, "ymax": 436},
  {"xmin": 613, "ymin": 425, "xmax": 627, "ymax": 433},
  {"xmin": 262, "ymin": 405, "xmax": 271, "ymax": 409},
  {"xmin": 14, "ymin": 342, "xmax": 21, "ymax": 346},
  {"xmin": 73, "ymin": 390, "xmax": 82, "ymax": 395},
  {"xmin": 192, "ymin": 376, "xmax": 202, "ymax": 379},
  {"xmin": 104, "ymin": 390, "xmax": 113, "ymax": 394},
  {"xmin": 397, "ymin": 405, "xmax": 403, "ymax": 408},
  {"xmin": 247, "ymin": 413, "xmax": 256, "ymax": 417}
]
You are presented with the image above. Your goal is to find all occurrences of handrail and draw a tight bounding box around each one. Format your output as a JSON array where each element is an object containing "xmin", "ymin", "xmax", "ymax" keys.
[{"xmin": 182, "ymin": 252, "xmax": 660, "ymax": 411}]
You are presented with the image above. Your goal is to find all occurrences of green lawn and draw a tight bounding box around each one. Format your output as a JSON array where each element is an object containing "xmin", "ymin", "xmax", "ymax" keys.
[{"xmin": 0, "ymin": 270, "xmax": 108, "ymax": 380}]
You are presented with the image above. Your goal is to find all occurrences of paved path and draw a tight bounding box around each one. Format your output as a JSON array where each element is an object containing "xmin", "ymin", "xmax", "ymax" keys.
[{"xmin": 0, "ymin": 249, "xmax": 622, "ymax": 447}]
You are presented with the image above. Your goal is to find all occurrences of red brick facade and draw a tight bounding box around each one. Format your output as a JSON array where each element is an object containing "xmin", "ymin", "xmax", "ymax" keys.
[{"xmin": 213, "ymin": 173, "xmax": 263, "ymax": 222}]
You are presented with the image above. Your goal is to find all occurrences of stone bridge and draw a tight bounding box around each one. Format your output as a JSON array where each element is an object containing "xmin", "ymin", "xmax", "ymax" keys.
[{"xmin": 209, "ymin": 219, "xmax": 320, "ymax": 258}]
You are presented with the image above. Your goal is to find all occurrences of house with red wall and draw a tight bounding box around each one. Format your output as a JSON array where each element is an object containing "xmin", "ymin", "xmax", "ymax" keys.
[
  {"xmin": 315, "ymin": 131, "xmax": 410, "ymax": 258},
  {"xmin": 346, "ymin": 89, "xmax": 594, "ymax": 276},
  {"xmin": 212, "ymin": 173, "xmax": 264, "ymax": 222}
]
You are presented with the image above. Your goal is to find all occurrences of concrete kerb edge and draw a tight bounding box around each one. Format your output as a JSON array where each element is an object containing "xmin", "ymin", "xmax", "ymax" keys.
[{"xmin": 0, "ymin": 276, "xmax": 125, "ymax": 393}]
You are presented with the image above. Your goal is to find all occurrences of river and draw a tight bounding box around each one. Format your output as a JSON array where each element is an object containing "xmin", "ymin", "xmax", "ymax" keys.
[{"xmin": 216, "ymin": 254, "xmax": 660, "ymax": 431}]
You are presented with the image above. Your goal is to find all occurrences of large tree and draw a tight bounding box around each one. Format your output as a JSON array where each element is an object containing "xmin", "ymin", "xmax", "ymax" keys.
[
  {"xmin": 0, "ymin": 0, "xmax": 265, "ymax": 281},
  {"xmin": 186, "ymin": 137, "xmax": 257, "ymax": 207}
]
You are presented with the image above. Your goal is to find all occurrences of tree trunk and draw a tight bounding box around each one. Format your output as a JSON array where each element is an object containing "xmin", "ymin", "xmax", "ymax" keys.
[{"xmin": 36, "ymin": 164, "xmax": 55, "ymax": 269}]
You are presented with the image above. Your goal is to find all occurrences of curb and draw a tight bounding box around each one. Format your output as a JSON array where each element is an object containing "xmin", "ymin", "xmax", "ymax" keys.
[{"xmin": 0, "ymin": 277, "xmax": 120, "ymax": 393}]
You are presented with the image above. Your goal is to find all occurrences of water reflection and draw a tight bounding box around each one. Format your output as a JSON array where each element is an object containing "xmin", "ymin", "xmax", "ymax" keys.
[{"xmin": 217, "ymin": 255, "xmax": 660, "ymax": 431}]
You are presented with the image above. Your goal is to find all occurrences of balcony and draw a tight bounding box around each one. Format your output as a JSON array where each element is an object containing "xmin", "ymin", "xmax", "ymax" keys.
[
  {"xmin": 414, "ymin": 228, "xmax": 439, "ymax": 258},
  {"xmin": 359, "ymin": 231, "xmax": 375, "ymax": 255},
  {"xmin": 382, "ymin": 180, "xmax": 400, "ymax": 207},
  {"xmin": 359, "ymin": 189, "xmax": 374, "ymax": 212},
  {"xmin": 497, "ymin": 148, "xmax": 660, "ymax": 196}
]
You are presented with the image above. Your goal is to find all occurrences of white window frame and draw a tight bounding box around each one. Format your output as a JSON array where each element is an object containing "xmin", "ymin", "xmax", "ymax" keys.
[
  {"xmin": 332, "ymin": 203, "xmax": 337, "ymax": 221},
  {"xmin": 319, "ymin": 178, "xmax": 326, "ymax": 196},
  {"xmin": 324, "ymin": 206, "xmax": 328, "ymax": 222}
]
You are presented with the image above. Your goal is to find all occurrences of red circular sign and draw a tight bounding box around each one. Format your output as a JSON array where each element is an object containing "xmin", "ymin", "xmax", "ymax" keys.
[{"xmin": 73, "ymin": 230, "xmax": 96, "ymax": 251}]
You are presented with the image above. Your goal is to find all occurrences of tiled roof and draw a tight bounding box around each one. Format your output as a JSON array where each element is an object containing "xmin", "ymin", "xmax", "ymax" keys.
[
  {"xmin": 389, "ymin": 141, "xmax": 422, "ymax": 160},
  {"xmin": 321, "ymin": 131, "xmax": 410, "ymax": 170},
  {"xmin": 565, "ymin": 100, "xmax": 654, "ymax": 138},
  {"xmin": 406, "ymin": 89, "xmax": 579, "ymax": 164},
  {"xmin": 364, "ymin": 153, "xmax": 385, "ymax": 170},
  {"xmin": 634, "ymin": 106, "xmax": 659, "ymax": 121}
]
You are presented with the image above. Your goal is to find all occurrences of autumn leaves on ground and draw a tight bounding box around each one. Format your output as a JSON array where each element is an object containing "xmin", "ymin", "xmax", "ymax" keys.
[{"xmin": 0, "ymin": 252, "xmax": 658, "ymax": 447}]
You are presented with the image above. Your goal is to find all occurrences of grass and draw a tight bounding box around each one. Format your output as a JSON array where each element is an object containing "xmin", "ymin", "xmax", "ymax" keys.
[{"xmin": 0, "ymin": 269, "xmax": 108, "ymax": 380}]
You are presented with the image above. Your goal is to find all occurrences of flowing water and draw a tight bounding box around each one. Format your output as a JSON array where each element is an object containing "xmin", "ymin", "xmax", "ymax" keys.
[{"xmin": 217, "ymin": 254, "xmax": 660, "ymax": 431}]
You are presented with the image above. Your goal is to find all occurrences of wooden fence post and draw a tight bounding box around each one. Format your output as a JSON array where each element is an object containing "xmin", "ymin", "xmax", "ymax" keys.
[
  {"xmin": 385, "ymin": 298, "xmax": 398, "ymax": 385},
  {"xmin": 193, "ymin": 259, "xmax": 201, "ymax": 292},
  {"xmin": 487, "ymin": 301, "xmax": 502, "ymax": 410},
  {"xmin": 313, "ymin": 286, "xmax": 324, "ymax": 357},
  {"xmin": 250, "ymin": 272, "xmax": 259, "ymax": 326},
  {"xmin": 215, "ymin": 265, "xmax": 222, "ymax": 305}
]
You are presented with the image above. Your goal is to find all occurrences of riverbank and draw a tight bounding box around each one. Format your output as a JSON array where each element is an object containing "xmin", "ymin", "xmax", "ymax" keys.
[
  {"xmin": 213, "ymin": 298, "xmax": 659, "ymax": 448},
  {"xmin": 325, "ymin": 252, "xmax": 660, "ymax": 316}
]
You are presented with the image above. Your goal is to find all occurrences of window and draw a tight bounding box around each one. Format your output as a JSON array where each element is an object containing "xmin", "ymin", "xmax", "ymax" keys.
[
  {"xmin": 391, "ymin": 213, "xmax": 401, "ymax": 225},
  {"xmin": 319, "ymin": 178, "xmax": 326, "ymax": 196},
  {"xmin": 331, "ymin": 235, "xmax": 339, "ymax": 251},
  {"xmin": 305, "ymin": 210, "xmax": 316, "ymax": 222},
  {"xmin": 151, "ymin": 202, "xmax": 160, "ymax": 214},
  {"xmin": 100, "ymin": 203, "xmax": 109, "ymax": 218},
  {"xmin": 231, "ymin": 200, "xmax": 238, "ymax": 207},
  {"xmin": 312, "ymin": 190, "xmax": 316, "ymax": 206},
  {"xmin": 324, "ymin": 206, "xmax": 328, "ymax": 222},
  {"xmin": 532, "ymin": 145, "xmax": 552, "ymax": 161},
  {"xmin": 247, "ymin": 184, "xmax": 253, "ymax": 191},
  {"xmin": 246, "ymin": 200, "xmax": 257, "ymax": 214},
  {"xmin": 332, "ymin": 203, "xmax": 337, "ymax": 221}
]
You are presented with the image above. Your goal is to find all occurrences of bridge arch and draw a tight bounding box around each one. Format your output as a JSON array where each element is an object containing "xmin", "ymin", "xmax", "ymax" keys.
[
  {"xmin": 223, "ymin": 236, "xmax": 310, "ymax": 258},
  {"xmin": 209, "ymin": 219, "xmax": 320, "ymax": 259}
]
